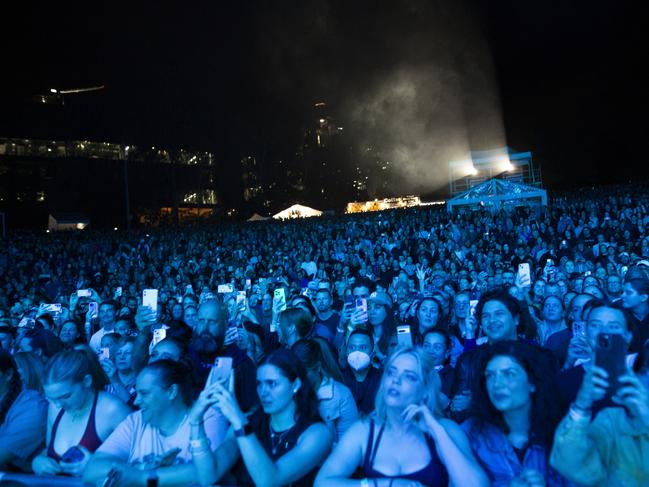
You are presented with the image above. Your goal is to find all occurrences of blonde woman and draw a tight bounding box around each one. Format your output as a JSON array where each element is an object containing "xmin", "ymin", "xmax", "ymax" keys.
[{"xmin": 315, "ymin": 347, "xmax": 488, "ymax": 487}]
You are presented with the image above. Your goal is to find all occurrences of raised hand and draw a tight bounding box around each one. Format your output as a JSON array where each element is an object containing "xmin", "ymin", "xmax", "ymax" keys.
[
  {"xmin": 135, "ymin": 305, "xmax": 157, "ymax": 331},
  {"xmin": 415, "ymin": 265, "xmax": 430, "ymax": 282},
  {"xmin": 575, "ymin": 364, "xmax": 609, "ymax": 410},
  {"xmin": 210, "ymin": 380, "xmax": 247, "ymax": 429},
  {"xmin": 612, "ymin": 374, "xmax": 649, "ymax": 428},
  {"xmin": 189, "ymin": 382, "xmax": 222, "ymax": 424},
  {"xmin": 402, "ymin": 403, "xmax": 439, "ymax": 433}
]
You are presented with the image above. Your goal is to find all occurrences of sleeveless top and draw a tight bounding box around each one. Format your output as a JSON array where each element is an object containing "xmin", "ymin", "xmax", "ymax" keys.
[
  {"xmin": 231, "ymin": 409, "xmax": 319, "ymax": 487},
  {"xmin": 47, "ymin": 393, "xmax": 102, "ymax": 461},
  {"xmin": 362, "ymin": 419, "xmax": 449, "ymax": 487}
]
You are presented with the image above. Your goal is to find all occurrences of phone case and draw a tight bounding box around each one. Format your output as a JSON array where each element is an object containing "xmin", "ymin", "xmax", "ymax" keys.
[{"xmin": 594, "ymin": 333, "xmax": 627, "ymax": 398}]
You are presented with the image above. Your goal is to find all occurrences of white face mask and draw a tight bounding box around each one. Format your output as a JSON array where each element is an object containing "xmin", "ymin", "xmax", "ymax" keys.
[{"xmin": 347, "ymin": 350, "xmax": 371, "ymax": 371}]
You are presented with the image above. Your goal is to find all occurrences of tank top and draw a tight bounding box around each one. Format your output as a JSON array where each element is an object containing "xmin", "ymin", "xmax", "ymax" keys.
[
  {"xmin": 47, "ymin": 393, "xmax": 102, "ymax": 461},
  {"xmin": 232, "ymin": 409, "xmax": 319, "ymax": 487},
  {"xmin": 362, "ymin": 419, "xmax": 449, "ymax": 487}
]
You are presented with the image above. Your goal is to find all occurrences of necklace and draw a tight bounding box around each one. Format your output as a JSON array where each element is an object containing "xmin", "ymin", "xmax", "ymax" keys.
[
  {"xmin": 69, "ymin": 394, "xmax": 94, "ymax": 422},
  {"xmin": 270, "ymin": 425, "xmax": 293, "ymax": 456}
]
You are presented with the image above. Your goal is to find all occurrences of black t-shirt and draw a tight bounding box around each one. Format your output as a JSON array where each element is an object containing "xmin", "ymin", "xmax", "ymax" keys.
[
  {"xmin": 314, "ymin": 311, "xmax": 340, "ymax": 337},
  {"xmin": 342, "ymin": 366, "xmax": 383, "ymax": 416}
]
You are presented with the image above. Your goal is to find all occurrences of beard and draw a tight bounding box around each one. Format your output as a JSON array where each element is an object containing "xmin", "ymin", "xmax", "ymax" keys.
[{"xmin": 191, "ymin": 331, "xmax": 223, "ymax": 365}]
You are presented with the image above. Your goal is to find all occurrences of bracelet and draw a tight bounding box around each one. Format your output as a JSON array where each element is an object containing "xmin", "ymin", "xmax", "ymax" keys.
[
  {"xmin": 190, "ymin": 447, "xmax": 212, "ymax": 456},
  {"xmin": 234, "ymin": 422, "xmax": 254, "ymax": 438},
  {"xmin": 189, "ymin": 420, "xmax": 204, "ymax": 426},
  {"xmin": 568, "ymin": 403, "xmax": 591, "ymax": 423}
]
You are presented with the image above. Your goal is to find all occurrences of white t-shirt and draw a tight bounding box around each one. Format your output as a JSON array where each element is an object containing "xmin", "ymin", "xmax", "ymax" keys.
[
  {"xmin": 89, "ymin": 327, "xmax": 111, "ymax": 353},
  {"xmin": 97, "ymin": 407, "xmax": 228, "ymax": 464}
]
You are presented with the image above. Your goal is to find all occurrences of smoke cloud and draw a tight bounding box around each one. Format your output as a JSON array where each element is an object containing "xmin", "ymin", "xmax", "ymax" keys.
[{"xmin": 254, "ymin": 0, "xmax": 506, "ymax": 197}]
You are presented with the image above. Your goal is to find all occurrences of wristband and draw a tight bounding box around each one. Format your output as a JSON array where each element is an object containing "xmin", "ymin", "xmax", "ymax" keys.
[
  {"xmin": 190, "ymin": 438, "xmax": 210, "ymax": 450},
  {"xmin": 234, "ymin": 422, "xmax": 254, "ymax": 437},
  {"xmin": 569, "ymin": 403, "xmax": 591, "ymax": 423}
]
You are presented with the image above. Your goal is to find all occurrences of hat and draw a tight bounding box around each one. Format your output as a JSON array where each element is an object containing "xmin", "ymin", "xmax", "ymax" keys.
[
  {"xmin": 369, "ymin": 290, "xmax": 393, "ymax": 308},
  {"xmin": 618, "ymin": 252, "xmax": 630, "ymax": 259}
]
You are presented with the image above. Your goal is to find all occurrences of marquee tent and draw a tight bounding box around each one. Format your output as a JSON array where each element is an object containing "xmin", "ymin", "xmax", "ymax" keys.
[
  {"xmin": 247, "ymin": 213, "xmax": 270, "ymax": 222},
  {"xmin": 272, "ymin": 204, "xmax": 323, "ymax": 220},
  {"xmin": 446, "ymin": 178, "xmax": 547, "ymax": 213},
  {"xmin": 48, "ymin": 213, "xmax": 90, "ymax": 231}
]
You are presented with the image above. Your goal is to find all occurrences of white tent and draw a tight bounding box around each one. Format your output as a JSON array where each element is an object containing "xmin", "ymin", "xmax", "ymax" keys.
[
  {"xmin": 272, "ymin": 204, "xmax": 323, "ymax": 220},
  {"xmin": 48, "ymin": 213, "xmax": 90, "ymax": 231},
  {"xmin": 247, "ymin": 213, "xmax": 270, "ymax": 222},
  {"xmin": 447, "ymin": 178, "xmax": 547, "ymax": 213}
]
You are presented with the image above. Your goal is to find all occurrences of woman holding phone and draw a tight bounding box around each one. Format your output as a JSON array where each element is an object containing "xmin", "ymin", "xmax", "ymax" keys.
[
  {"xmin": 32, "ymin": 349, "xmax": 131, "ymax": 477},
  {"xmin": 84, "ymin": 359, "xmax": 228, "ymax": 486},
  {"xmin": 189, "ymin": 348, "xmax": 333, "ymax": 487},
  {"xmin": 315, "ymin": 347, "xmax": 488, "ymax": 487},
  {"xmin": 550, "ymin": 305, "xmax": 649, "ymax": 486}
]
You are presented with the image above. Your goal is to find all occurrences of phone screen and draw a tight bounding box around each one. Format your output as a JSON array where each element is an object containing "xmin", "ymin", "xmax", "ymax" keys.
[
  {"xmin": 273, "ymin": 288, "xmax": 286, "ymax": 312},
  {"xmin": 143, "ymin": 289, "xmax": 158, "ymax": 313}
]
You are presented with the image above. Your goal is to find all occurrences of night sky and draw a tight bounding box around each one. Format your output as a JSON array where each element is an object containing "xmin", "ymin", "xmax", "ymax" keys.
[{"xmin": 2, "ymin": 1, "xmax": 647, "ymax": 197}]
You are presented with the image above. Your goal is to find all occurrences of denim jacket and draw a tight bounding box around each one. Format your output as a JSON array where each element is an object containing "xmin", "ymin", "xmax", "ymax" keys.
[{"xmin": 462, "ymin": 418, "xmax": 571, "ymax": 487}]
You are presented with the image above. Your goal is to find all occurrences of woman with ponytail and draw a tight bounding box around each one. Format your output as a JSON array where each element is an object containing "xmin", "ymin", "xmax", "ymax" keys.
[{"xmin": 0, "ymin": 350, "xmax": 48, "ymax": 471}]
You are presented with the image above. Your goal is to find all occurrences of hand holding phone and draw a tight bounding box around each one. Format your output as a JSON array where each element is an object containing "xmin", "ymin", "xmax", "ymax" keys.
[
  {"xmin": 236, "ymin": 291, "xmax": 247, "ymax": 313},
  {"xmin": 273, "ymin": 288, "xmax": 286, "ymax": 313},
  {"xmin": 88, "ymin": 302, "xmax": 99, "ymax": 319},
  {"xmin": 143, "ymin": 289, "xmax": 158, "ymax": 314},
  {"xmin": 594, "ymin": 332, "xmax": 627, "ymax": 400},
  {"xmin": 517, "ymin": 263, "xmax": 531, "ymax": 287},
  {"xmin": 572, "ymin": 321, "xmax": 586, "ymax": 338},
  {"xmin": 99, "ymin": 347, "xmax": 110, "ymax": 360},
  {"xmin": 60, "ymin": 446, "xmax": 85, "ymax": 464}
]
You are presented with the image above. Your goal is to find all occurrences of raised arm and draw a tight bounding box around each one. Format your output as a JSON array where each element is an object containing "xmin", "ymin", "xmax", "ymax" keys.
[
  {"xmin": 238, "ymin": 421, "xmax": 332, "ymax": 487},
  {"xmin": 402, "ymin": 405, "xmax": 488, "ymax": 487}
]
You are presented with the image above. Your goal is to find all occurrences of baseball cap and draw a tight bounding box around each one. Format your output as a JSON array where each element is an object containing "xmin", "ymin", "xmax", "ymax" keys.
[{"xmin": 369, "ymin": 291, "xmax": 393, "ymax": 308}]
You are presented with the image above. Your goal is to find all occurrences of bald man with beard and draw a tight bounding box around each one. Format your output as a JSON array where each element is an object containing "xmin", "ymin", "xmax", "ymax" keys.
[{"xmin": 193, "ymin": 300, "xmax": 258, "ymax": 412}]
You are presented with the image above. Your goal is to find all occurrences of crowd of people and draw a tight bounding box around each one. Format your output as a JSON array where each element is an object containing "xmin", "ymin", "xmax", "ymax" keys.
[{"xmin": 1, "ymin": 181, "xmax": 649, "ymax": 486}]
